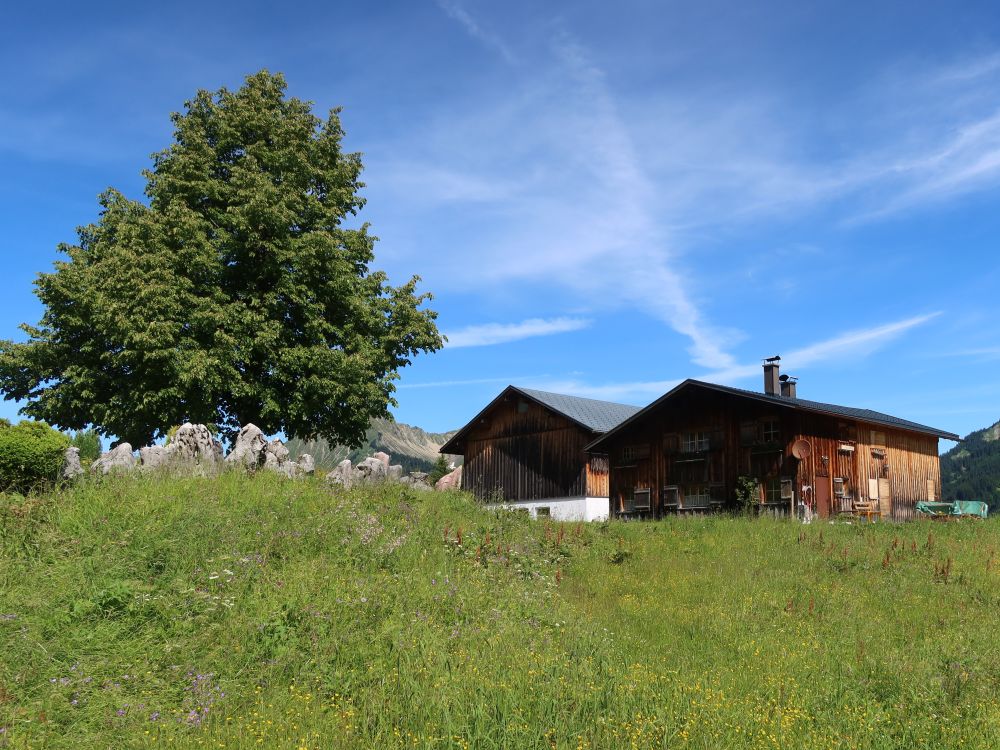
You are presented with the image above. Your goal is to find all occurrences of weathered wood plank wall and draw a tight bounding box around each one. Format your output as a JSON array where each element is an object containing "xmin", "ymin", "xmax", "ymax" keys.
[
  {"xmin": 461, "ymin": 397, "xmax": 594, "ymax": 501},
  {"xmin": 602, "ymin": 387, "xmax": 942, "ymax": 521}
]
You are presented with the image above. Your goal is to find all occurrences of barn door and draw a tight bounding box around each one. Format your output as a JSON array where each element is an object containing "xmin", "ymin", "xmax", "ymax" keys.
[
  {"xmin": 878, "ymin": 478, "xmax": 892, "ymax": 519},
  {"xmin": 815, "ymin": 476, "xmax": 832, "ymax": 518}
]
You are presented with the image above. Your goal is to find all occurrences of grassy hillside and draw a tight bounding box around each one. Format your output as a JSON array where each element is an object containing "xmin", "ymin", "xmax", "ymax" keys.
[
  {"xmin": 3, "ymin": 477, "xmax": 1000, "ymax": 748},
  {"xmin": 942, "ymin": 419, "xmax": 1000, "ymax": 510},
  {"xmin": 285, "ymin": 418, "xmax": 459, "ymax": 474}
]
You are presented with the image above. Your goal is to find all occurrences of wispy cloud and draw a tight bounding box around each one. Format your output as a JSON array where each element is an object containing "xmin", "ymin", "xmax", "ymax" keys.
[
  {"xmin": 932, "ymin": 346, "xmax": 1000, "ymax": 360},
  {"xmin": 398, "ymin": 374, "xmax": 547, "ymax": 389},
  {"xmin": 523, "ymin": 312, "xmax": 940, "ymax": 402},
  {"xmin": 435, "ymin": 0, "xmax": 517, "ymax": 64},
  {"xmin": 442, "ymin": 316, "xmax": 591, "ymax": 348},
  {"xmin": 403, "ymin": 10, "xmax": 1000, "ymax": 376},
  {"xmin": 418, "ymin": 13, "xmax": 742, "ymax": 369}
]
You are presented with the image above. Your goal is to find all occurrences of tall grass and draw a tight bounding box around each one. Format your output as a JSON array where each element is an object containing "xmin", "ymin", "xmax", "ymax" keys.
[{"xmin": 2, "ymin": 475, "xmax": 1000, "ymax": 748}]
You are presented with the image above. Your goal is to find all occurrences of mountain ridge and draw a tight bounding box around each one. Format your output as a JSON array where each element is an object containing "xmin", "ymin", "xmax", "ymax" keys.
[
  {"xmin": 941, "ymin": 418, "xmax": 1000, "ymax": 510},
  {"xmin": 286, "ymin": 418, "xmax": 460, "ymax": 474}
]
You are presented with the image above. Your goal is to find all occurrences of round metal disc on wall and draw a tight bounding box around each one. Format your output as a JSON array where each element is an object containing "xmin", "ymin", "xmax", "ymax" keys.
[{"xmin": 791, "ymin": 439, "xmax": 812, "ymax": 460}]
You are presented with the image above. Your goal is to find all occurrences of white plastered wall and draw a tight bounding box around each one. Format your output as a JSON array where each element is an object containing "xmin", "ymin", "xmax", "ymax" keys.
[{"xmin": 487, "ymin": 496, "xmax": 610, "ymax": 522}]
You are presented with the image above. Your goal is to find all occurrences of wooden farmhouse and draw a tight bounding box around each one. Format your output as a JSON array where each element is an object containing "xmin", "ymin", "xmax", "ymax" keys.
[
  {"xmin": 585, "ymin": 361, "xmax": 960, "ymax": 521},
  {"xmin": 439, "ymin": 386, "xmax": 642, "ymax": 520}
]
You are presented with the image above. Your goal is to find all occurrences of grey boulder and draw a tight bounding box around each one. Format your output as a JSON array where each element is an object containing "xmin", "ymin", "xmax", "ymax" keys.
[
  {"xmin": 225, "ymin": 424, "xmax": 267, "ymax": 470},
  {"xmin": 62, "ymin": 446, "xmax": 84, "ymax": 480},
  {"xmin": 92, "ymin": 443, "xmax": 137, "ymax": 475}
]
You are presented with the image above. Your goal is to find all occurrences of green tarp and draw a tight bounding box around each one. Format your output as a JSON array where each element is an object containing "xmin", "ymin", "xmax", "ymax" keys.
[{"xmin": 915, "ymin": 500, "xmax": 989, "ymax": 519}]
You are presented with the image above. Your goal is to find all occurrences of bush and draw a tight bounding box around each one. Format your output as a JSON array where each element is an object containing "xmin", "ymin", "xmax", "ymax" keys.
[
  {"xmin": 69, "ymin": 428, "xmax": 103, "ymax": 464},
  {"xmin": 429, "ymin": 454, "xmax": 451, "ymax": 484},
  {"xmin": 0, "ymin": 420, "xmax": 70, "ymax": 493}
]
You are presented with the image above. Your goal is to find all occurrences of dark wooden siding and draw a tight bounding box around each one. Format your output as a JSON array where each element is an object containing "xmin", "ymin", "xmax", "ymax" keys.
[
  {"xmin": 602, "ymin": 387, "xmax": 942, "ymax": 521},
  {"xmin": 460, "ymin": 397, "xmax": 596, "ymax": 501}
]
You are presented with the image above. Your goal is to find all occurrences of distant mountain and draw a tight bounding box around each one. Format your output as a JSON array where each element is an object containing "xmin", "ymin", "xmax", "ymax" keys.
[
  {"xmin": 941, "ymin": 420, "xmax": 1000, "ymax": 511},
  {"xmin": 285, "ymin": 418, "xmax": 460, "ymax": 474}
]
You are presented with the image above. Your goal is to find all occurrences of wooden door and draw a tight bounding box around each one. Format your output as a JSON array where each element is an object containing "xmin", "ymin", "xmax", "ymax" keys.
[
  {"xmin": 815, "ymin": 474, "xmax": 832, "ymax": 518},
  {"xmin": 879, "ymin": 477, "xmax": 892, "ymax": 520}
]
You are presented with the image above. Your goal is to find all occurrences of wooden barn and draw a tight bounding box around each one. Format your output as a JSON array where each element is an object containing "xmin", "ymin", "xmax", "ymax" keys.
[
  {"xmin": 586, "ymin": 361, "xmax": 960, "ymax": 521},
  {"xmin": 439, "ymin": 386, "xmax": 642, "ymax": 520}
]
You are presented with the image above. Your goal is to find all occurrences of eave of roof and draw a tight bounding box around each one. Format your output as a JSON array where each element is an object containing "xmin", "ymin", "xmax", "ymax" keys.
[
  {"xmin": 439, "ymin": 385, "xmax": 642, "ymax": 454},
  {"xmin": 584, "ymin": 378, "xmax": 960, "ymax": 451}
]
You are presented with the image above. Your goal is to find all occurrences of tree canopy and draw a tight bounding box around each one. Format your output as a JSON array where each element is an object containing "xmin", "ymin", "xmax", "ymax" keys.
[{"xmin": 0, "ymin": 71, "xmax": 442, "ymax": 447}]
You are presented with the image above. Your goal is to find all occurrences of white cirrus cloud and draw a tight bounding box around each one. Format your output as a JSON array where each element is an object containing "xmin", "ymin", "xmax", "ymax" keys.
[
  {"xmin": 442, "ymin": 317, "xmax": 591, "ymax": 348},
  {"xmin": 524, "ymin": 312, "xmax": 941, "ymax": 402}
]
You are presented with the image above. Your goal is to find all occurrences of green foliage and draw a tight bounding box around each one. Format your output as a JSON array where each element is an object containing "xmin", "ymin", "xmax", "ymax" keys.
[
  {"xmin": 734, "ymin": 474, "xmax": 760, "ymax": 514},
  {"xmin": 5, "ymin": 476, "xmax": 1000, "ymax": 748},
  {"xmin": 0, "ymin": 71, "xmax": 442, "ymax": 447},
  {"xmin": 69, "ymin": 428, "xmax": 102, "ymax": 464},
  {"xmin": 942, "ymin": 419, "xmax": 1000, "ymax": 511},
  {"xmin": 428, "ymin": 454, "xmax": 451, "ymax": 484},
  {"xmin": 0, "ymin": 420, "xmax": 70, "ymax": 493}
]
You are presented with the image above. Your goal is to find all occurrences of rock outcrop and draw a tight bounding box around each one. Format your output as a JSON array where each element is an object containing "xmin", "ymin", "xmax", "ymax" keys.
[
  {"xmin": 435, "ymin": 465, "xmax": 463, "ymax": 491},
  {"xmin": 326, "ymin": 459, "xmax": 355, "ymax": 487},
  {"xmin": 297, "ymin": 454, "xmax": 315, "ymax": 476},
  {"xmin": 61, "ymin": 421, "xmax": 450, "ymax": 487},
  {"xmin": 224, "ymin": 424, "xmax": 267, "ymax": 470},
  {"xmin": 62, "ymin": 447, "xmax": 84, "ymax": 480},
  {"xmin": 92, "ymin": 443, "xmax": 137, "ymax": 475}
]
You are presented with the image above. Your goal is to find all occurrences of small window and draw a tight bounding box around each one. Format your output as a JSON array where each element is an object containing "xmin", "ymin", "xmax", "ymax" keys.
[
  {"xmin": 685, "ymin": 484, "xmax": 712, "ymax": 508},
  {"xmin": 780, "ymin": 478, "xmax": 794, "ymax": 500},
  {"xmin": 622, "ymin": 488, "xmax": 635, "ymax": 512},
  {"xmin": 871, "ymin": 430, "xmax": 887, "ymax": 447},
  {"xmin": 632, "ymin": 488, "xmax": 651, "ymax": 512},
  {"xmin": 764, "ymin": 478, "xmax": 784, "ymax": 503},
  {"xmin": 517, "ymin": 400, "xmax": 530, "ymax": 414},
  {"xmin": 833, "ymin": 477, "xmax": 846, "ymax": 497},
  {"xmin": 761, "ymin": 419, "xmax": 781, "ymax": 444},
  {"xmin": 662, "ymin": 485, "xmax": 680, "ymax": 507},
  {"xmin": 621, "ymin": 444, "xmax": 649, "ymax": 463},
  {"xmin": 681, "ymin": 431, "xmax": 711, "ymax": 453},
  {"xmin": 535, "ymin": 506, "xmax": 551, "ymax": 518}
]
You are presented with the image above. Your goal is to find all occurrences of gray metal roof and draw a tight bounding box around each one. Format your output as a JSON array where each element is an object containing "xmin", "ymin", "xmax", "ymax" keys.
[
  {"xmin": 515, "ymin": 387, "xmax": 644, "ymax": 433},
  {"xmin": 439, "ymin": 385, "xmax": 643, "ymax": 454},
  {"xmin": 712, "ymin": 382, "xmax": 960, "ymax": 440},
  {"xmin": 586, "ymin": 379, "xmax": 960, "ymax": 450}
]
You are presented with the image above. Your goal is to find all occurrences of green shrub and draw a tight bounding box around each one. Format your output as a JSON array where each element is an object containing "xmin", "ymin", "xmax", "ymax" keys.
[
  {"xmin": 69, "ymin": 428, "xmax": 103, "ymax": 464},
  {"xmin": 429, "ymin": 454, "xmax": 451, "ymax": 484},
  {"xmin": 0, "ymin": 420, "xmax": 70, "ymax": 493}
]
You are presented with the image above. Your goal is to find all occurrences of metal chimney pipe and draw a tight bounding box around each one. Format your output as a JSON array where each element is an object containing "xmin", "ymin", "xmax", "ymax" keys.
[{"xmin": 780, "ymin": 376, "xmax": 797, "ymax": 399}]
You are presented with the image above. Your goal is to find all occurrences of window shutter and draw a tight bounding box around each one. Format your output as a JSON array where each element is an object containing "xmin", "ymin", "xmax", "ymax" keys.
[
  {"xmin": 662, "ymin": 485, "xmax": 680, "ymax": 507},
  {"xmin": 780, "ymin": 479, "xmax": 794, "ymax": 500},
  {"xmin": 740, "ymin": 421, "xmax": 756, "ymax": 446},
  {"xmin": 868, "ymin": 478, "xmax": 880, "ymax": 501},
  {"xmin": 711, "ymin": 429, "xmax": 725, "ymax": 451},
  {"xmin": 926, "ymin": 479, "xmax": 935, "ymax": 502},
  {"xmin": 633, "ymin": 488, "xmax": 651, "ymax": 512},
  {"xmin": 664, "ymin": 434, "xmax": 679, "ymax": 454}
]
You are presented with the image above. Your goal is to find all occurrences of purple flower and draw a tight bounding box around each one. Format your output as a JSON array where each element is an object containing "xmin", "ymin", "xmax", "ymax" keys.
[{"xmin": 149, "ymin": 712, "xmax": 160, "ymax": 722}]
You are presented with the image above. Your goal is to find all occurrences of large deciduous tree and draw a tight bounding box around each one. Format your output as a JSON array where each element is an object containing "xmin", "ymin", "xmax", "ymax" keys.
[{"xmin": 0, "ymin": 71, "xmax": 443, "ymax": 447}]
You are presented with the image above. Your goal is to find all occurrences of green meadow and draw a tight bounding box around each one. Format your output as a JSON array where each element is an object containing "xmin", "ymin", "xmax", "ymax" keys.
[{"xmin": 2, "ymin": 475, "xmax": 1000, "ymax": 749}]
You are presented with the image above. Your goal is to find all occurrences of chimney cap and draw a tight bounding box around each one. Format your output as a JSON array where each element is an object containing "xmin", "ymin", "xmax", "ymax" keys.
[{"xmin": 763, "ymin": 355, "xmax": 781, "ymax": 364}]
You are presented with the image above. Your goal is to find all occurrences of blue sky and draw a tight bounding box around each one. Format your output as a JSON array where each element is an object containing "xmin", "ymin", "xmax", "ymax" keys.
[{"xmin": 3, "ymin": 0, "xmax": 1000, "ymax": 445}]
